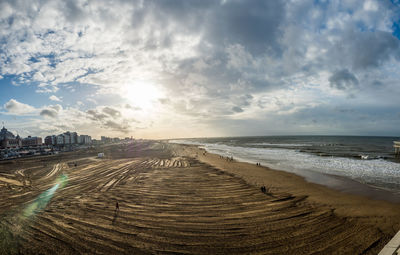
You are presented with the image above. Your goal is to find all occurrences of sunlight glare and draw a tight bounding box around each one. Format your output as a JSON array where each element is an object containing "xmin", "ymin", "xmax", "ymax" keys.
[{"xmin": 124, "ymin": 82, "xmax": 163, "ymax": 110}]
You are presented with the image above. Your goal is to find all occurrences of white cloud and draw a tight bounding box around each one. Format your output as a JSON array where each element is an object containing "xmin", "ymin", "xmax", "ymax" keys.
[
  {"xmin": 363, "ymin": 0, "xmax": 379, "ymax": 12},
  {"xmin": 86, "ymin": 98, "xmax": 97, "ymax": 104},
  {"xmin": 0, "ymin": 0, "xmax": 399, "ymax": 137},
  {"xmin": 40, "ymin": 104, "xmax": 63, "ymax": 118},
  {"xmin": 3, "ymin": 99, "xmax": 36, "ymax": 115},
  {"xmin": 49, "ymin": 95, "xmax": 62, "ymax": 102}
]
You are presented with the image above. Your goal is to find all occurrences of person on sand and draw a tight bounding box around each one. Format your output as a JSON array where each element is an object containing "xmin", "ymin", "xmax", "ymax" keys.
[
  {"xmin": 112, "ymin": 201, "xmax": 120, "ymax": 224},
  {"xmin": 261, "ymin": 186, "xmax": 267, "ymax": 193}
]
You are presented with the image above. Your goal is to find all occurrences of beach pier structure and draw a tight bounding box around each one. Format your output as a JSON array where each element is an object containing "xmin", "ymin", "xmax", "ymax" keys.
[
  {"xmin": 379, "ymin": 230, "xmax": 400, "ymax": 255},
  {"xmin": 394, "ymin": 141, "xmax": 400, "ymax": 157}
]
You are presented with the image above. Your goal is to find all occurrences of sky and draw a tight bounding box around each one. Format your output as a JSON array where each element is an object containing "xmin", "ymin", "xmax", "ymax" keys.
[{"xmin": 0, "ymin": 0, "xmax": 400, "ymax": 139}]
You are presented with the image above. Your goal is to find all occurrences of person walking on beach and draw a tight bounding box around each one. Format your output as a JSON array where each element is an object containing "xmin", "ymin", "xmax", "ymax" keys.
[{"xmin": 112, "ymin": 201, "xmax": 120, "ymax": 224}]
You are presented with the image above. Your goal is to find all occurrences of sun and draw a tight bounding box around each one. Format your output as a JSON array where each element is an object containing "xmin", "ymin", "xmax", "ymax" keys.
[{"xmin": 124, "ymin": 82, "xmax": 163, "ymax": 110}]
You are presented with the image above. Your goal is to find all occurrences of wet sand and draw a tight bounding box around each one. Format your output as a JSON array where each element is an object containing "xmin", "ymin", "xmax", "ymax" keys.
[{"xmin": 0, "ymin": 141, "xmax": 398, "ymax": 254}]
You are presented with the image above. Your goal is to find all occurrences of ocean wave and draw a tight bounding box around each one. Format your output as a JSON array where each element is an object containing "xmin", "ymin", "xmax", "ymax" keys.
[
  {"xmin": 171, "ymin": 140, "xmax": 400, "ymax": 191},
  {"xmin": 245, "ymin": 143, "xmax": 312, "ymax": 147},
  {"xmin": 169, "ymin": 140, "xmax": 204, "ymax": 146}
]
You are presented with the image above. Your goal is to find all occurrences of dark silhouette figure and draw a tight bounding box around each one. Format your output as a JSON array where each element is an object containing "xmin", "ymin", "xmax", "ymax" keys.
[
  {"xmin": 112, "ymin": 201, "xmax": 120, "ymax": 224},
  {"xmin": 261, "ymin": 186, "xmax": 267, "ymax": 193}
]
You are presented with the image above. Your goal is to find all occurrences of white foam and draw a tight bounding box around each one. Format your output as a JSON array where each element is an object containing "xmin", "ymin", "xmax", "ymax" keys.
[
  {"xmin": 245, "ymin": 142, "xmax": 312, "ymax": 147},
  {"xmin": 171, "ymin": 140, "xmax": 400, "ymax": 190},
  {"xmin": 169, "ymin": 140, "xmax": 204, "ymax": 146}
]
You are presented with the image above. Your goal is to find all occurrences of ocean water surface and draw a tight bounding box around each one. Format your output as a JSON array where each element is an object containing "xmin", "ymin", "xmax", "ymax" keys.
[{"xmin": 170, "ymin": 136, "xmax": 400, "ymax": 194}]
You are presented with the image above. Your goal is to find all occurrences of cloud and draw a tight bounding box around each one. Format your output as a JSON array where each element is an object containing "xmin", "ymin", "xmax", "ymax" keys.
[
  {"xmin": 329, "ymin": 69, "xmax": 359, "ymax": 90},
  {"xmin": 40, "ymin": 104, "xmax": 63, "ymax": 118},
  {"xmin": 102, "ymin": 107, "xmax": 121, "ymax": 118},
  {"xmin": 36, "ymin": 84, "xmax": 59, "ymax": 93},
  {"xmin": 0, "ymin": 0, "xmax": 400, "ymax": 137},
  {"xmin": 49, "ymin": 104, "xmax": 62, "ymax": 112},
  {"xmin": 87, "ymin": 109, "xmax": 108, "ymax": 121},
  {"xmin": 40, "ymin": 109, "xmax": 58, "ymax": 118},
  {"xmin": 103, "ymin": 120, "xmax": 130, "ymax": 133},
  {"xmin": 3, "ymin": 99, "xmax": 36, "ymax": 115},
  {"xmin": 232, "ymin": 106, "xmax": 244, "ymax": 113},
  {"xmin": 86, "ymin": 98, "xmax": 97, "ymax": 104},
  {"xmin": 204, "ymin": 1, "xmax": 285, "ymax": 56},
  {"xmin": 124, "ymin": 104, "xmax": 141, "ymax": 110},
  {"xmin": 78, "ymin": 104, "xmax": 147, "ymax": 135},
  {"xmin": 329, "ymin": 29, "xmax": 400, "ymax": 70},
  {"xmin": 49, "ymin": 95, "xmax": 62, "ymax": 102}
]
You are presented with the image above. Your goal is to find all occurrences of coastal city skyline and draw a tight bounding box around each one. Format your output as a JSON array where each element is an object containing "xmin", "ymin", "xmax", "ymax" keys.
[
  {"xmin": 0, "ymin": 122, "xmax": 125, "ymax": 141},
  {"xmin": 1, "ymin": 1, "xmax": 400, "ymax": 139},
  {"xmin": 0, "ymin": 124, "xmax": 125, "ymax": 149}
]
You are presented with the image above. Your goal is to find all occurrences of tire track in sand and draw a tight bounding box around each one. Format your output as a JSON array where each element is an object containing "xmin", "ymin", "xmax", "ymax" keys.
[{"xmin": 4, "ymin": 157, "xmax": 386, "ymax": 254}]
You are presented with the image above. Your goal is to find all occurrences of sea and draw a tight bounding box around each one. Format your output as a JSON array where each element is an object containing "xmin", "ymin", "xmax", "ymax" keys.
[{"xmin": 169, "ymin": 136, "xmax": 400, "ymax": 196}]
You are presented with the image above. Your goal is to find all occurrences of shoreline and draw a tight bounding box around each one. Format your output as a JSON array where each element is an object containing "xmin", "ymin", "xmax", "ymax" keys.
[
  {"xmin": 173, "ymin": 142, "xmax": 400, "ymax": 203},
  {"xmin": 170, "ymin": 143, "xmax": 400, "ymax": 235},
  {"xmin": 230, "ymin": 153, "xmax": 400, "ymax": 204}
]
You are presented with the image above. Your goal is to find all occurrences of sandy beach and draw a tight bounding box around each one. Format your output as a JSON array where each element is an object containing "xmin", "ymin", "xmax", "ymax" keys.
[
  {"xmin": 171, "ymin": 144, "xmax": 400, "ymax": 226},
  {"xmin": 0, "ymin": 140, "xmax": 399, "ymax": 254}
]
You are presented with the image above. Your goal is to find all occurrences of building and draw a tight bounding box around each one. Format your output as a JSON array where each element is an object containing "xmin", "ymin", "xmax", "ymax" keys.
[
  {"xmin": 78, "ymin": 135, "xmax": 92, "ymax": 145},
  {"xmin": 22, "ymin": 136, "xmax": 42, "ymax": 147},
  {"xmin": 45, "ymin": 131, "xmax": 83, "ymax": 147},
  {"xmin": 56, "ymin": 134, "xmax": 64, "ymax": 145},
  {"xmin": 0, "ymin": 126, "xmax": 22, "ymax": 149},
  {"xmin": 100, "ymin": 136, "xmax": 110, "ymax": 143},
  {"xmin": 70, "ymin": 132, "xmax": 78, "ymax": 144},
  {"xmin": 45, "ymin": 135, "xmax": 57, "ymax": 146},
  {"xmin": 63, "ymin": 133, "xmax": 71, "ymax": 145},
  {"xmin": 62, "ymin": 131, "xmax": 79, "ymax": 145},
  {"xmin": 92, "ymin": 139, "xmax": 101, "ymax": 145}
]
